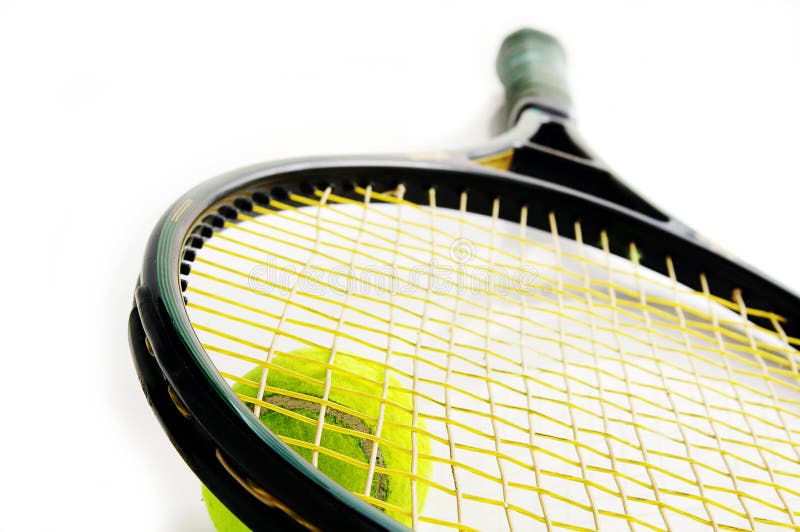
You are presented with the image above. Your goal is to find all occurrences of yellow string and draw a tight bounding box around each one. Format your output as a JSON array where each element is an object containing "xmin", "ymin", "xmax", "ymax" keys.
[{"xmin": 182, "ymin": 187, "xmax": 800, "ymax": 531}]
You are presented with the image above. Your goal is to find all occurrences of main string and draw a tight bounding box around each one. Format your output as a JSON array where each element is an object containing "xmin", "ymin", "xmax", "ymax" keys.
[{"xmin": 184, "ymin": 187, "xmax": 800, "ymax": 531}]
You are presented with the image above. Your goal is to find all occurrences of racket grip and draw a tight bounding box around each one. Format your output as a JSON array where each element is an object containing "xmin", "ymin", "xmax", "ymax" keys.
[{"xmin": 496, "ymin": 28, "xmax": 571, "ymax": 124}]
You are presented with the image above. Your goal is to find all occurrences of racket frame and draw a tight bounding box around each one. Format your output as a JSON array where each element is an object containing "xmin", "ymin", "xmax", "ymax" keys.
[{"xmin": 129, "ymin": 103, "xmax": 800, "ymax": 531}]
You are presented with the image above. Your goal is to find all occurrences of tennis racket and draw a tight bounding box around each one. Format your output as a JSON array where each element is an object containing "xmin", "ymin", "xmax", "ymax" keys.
[{"xmin": 129, "ymin": 28, "xmax": 800, "ymax": 531}]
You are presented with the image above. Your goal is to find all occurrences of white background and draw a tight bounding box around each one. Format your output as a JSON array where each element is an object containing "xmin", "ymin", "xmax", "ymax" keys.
[{"xmin": 1, "ymin": 1, "xmax": 798, "ymax": 530}]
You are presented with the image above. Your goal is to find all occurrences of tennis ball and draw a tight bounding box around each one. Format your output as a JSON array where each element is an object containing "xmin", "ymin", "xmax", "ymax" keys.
[
  {"xmin": 203, "ymin": 347, "xmax": 431, "ymax": 530},
  {"xmin": 202, "ymin": 486, "xmax": 249, "ymax": 532}
]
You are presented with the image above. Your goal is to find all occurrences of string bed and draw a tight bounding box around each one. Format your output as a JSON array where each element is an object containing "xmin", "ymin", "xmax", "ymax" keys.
[{"xmin": 183, "ymin": 184, "xmax": 800, "ymax": 531}]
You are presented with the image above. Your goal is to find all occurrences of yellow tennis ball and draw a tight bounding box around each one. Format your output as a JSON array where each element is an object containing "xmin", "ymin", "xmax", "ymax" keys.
[
  {"xmin": 202, "ymin": 486, "xmax": 249, "ymax": 532},
  {"xmin": 203, "ymin": 347, "xmax": 431, "ymax": 530}
]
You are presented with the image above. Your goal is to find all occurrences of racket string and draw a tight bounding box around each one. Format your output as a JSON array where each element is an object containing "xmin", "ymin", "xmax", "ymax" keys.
[
  {"xmin": 189, "ymin": 260, "xmax": 800, "ymax": 436},
  {"xmin": 520, "ymin": 205, "xmax": 555, "ymax": 531},
  {"xmin": 189, "ymin": 301, "xmax": 800, "ymax": 457},
  {"xmin": 549, "ymin": 212, "xmax": 603, "ymax": 530},
  {"xmin": 344, "ymin": 185, "xmax": 794, "ymax": 347},
  {"xmin": 252, "ymin": 187, "xmax": 334, "ymax": 418},
  {"xmin": 191, "ymin": 239, "xmax": 796, "ymax": 392},
  {"xmin": 183, "ymin": 187, "xmax": 800, "ymax": 531},
  {"xmin": 730, "ymin": 289, "xmax": 800, "ymax": 527},
  {"xmin": 629, "ymin": 240, "xmax": 721, "ymax": 530},
  {"xmin": 367, "ymin": 184, "xmax": 408, "ymax": 502},
  {"xmin": 574, "ymin": 223, "xmax": 635, "ymax": 532},
  {"xmin": 665, "ymin": 257, "xmax": 758, "ymax": 529},
  {"xmin": 253, "ymin": 187, "xmax": 791, "ymax": 352},
  {"xmin": 443, "ymin": 190, "xmax": 468, "ymax": 528},
  {"xmin": 406, "ymin": 188, "xmax": 440, "ymax": 530},
  {"xmin": 208, "ymin": 200, "xmax": 792, "ymax": 366},
  {"xmin": 212, "ymin": 211, "xmax": 796, "ymax": 370},
  {"xmin": 483, "ymin": 196, "xmax": 518, "ymax": 531},
  {"xmin": 597, "ymin": 229, "xmax": 676, "ymax": 531}
]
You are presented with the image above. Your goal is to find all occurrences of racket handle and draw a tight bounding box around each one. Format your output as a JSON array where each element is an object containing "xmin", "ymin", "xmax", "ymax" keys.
[{"xmin": 496, "ymin": 28, "xmax": 571, "ymax": 124}]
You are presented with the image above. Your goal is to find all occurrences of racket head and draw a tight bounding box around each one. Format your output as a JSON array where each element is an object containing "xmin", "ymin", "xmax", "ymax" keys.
[{"xmin": 129, "ymin": 29, "xmax": 800, "ymax": 531}]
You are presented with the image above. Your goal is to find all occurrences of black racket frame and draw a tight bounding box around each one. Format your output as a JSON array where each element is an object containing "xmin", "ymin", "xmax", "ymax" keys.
[{"xmin": 129, "ymin": 110, "xmax": 800, "ymax": 531}]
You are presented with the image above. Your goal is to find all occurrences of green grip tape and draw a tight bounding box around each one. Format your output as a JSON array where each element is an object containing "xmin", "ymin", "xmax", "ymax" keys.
[{"xmin": 496, "ymin": 28, "xmax": 571, "ymax": 123}]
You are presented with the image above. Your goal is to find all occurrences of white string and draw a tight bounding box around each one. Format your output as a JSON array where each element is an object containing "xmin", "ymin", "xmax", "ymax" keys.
[
  {"xmin": 629, "ymin": 243, "xmax": 719, "ymax": 530},
  {"xmin": 574, "ymin": 222, "xmax": 634, "ymax": 532},
  {"xmin": 548, "ymin": 213, "xmax": 600, "ymax": 530},
  {"xmin": 483, "ymin": 197, "xmax": 515, "ymax": 531},
  {"xmin": 700, "ymin": 274, "xmax": 796, "ymax": 525},
  {"xmin": 310, "ymin": 186, "xmax": 373, "ymax": 468},
  {"xmin": 253, "ymin": 187, "xmax": 332, "ymax": 417},
  {"xmin": 364, "ymin": 185, "xmax": 406, "ymax": 498},
  {"xmin": 599, "ymin": 231, "xmax": 673, "ymax": 531}
]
